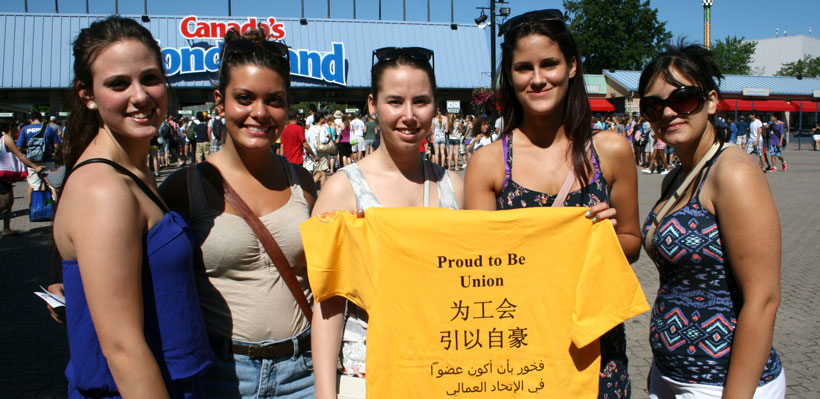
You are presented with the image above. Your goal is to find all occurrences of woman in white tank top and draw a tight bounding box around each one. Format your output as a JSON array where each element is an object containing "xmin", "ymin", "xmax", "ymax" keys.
[{"xmin": 311, "ymin": 47, "xmax": 464, "ymax": 399}]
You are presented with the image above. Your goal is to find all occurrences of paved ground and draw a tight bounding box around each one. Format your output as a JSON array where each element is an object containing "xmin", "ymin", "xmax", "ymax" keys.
[{"xmin": 0, "ymin": 146, "xmax": 817, "ymax": 397}]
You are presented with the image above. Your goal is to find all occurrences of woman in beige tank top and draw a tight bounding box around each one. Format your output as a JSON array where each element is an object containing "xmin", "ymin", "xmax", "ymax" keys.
[{"xmin": 160, "ymin": 28, "xmax": 317, "ymax": 399}]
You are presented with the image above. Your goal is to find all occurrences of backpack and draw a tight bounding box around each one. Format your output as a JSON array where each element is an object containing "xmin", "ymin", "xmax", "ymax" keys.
[
  {"xmin": 25, "ymin": 124, "xmax": 49, "ymax": 163},
  {"xmin": 185, "ymin": 122, "xmax": 197, "ymax": 141}
]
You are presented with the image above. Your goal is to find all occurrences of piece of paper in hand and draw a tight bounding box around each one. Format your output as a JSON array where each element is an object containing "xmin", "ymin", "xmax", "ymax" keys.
[{"xmin": 34, "ymin": 285, "xmax": 65, "ymax": 308}]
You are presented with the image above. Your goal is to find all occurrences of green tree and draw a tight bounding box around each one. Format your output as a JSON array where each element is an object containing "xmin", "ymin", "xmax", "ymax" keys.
[
  {"xmin": 563, "ymin": 0, "xmax": 672, "ymax": 74},
  {"xmin": 711, "ymin": 36, "xmax": 757, "ymax": 75},
  {"xmin": 775, "ymin": 55, "xmax": 820, "ymax": 78}
]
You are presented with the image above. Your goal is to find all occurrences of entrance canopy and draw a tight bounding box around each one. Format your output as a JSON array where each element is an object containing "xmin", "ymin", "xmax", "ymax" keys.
[
  {"xmin": 716, "ymin": 99, "xmax": 799, "ymax": 112},
  {"xmin": 588, "ymin": 98, "xmax": 614, "ymax": 112}
]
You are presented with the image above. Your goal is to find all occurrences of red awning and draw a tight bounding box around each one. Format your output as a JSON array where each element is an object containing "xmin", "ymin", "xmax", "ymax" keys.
[
  {"xmin": 752, "ymin": 100, "xmax": 799, "ymax": 112},
  {"xmin": 716, "ymin": 99, "xmax": 755, "ymax": 111},
  {"xmin": 792, "ymin": 101, "xmax": 820, "ymax": 113},
  {"xmin": 716, "ymin": 99, "xmax": 799, "ymax": 112},
  {"xmin": 588, "ymin": 98, "xmax": 614, "ymax": 112}
]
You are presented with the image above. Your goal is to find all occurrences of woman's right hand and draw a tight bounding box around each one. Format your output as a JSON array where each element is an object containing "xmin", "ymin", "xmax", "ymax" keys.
[{"xmin": 47, "ymin": 283, "xmax": 66, "ymax": 324}]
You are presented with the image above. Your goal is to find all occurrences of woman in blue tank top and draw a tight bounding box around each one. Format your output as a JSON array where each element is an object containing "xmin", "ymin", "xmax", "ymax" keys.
[
  {"xmin": 464, "ymin": 10, "xmax": 642, "ymax": 398},
  {"xmin": 638, "ymin": 43, "xmax": 785, "ymax": 398},
  {"xmin": 52, "ymin": 16, "xmax": 212, "ymax": 398}
]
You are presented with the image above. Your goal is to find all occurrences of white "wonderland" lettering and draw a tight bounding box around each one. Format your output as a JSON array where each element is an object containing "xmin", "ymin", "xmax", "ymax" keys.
[{"xmin": 161, "ymin": 42, "xmax": 347, "ymax": 86}]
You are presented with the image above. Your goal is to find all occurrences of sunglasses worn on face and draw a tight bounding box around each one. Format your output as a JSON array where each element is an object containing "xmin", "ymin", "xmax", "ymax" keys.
[
  {"xmin": 371, "ymin": 47, "xmax": 435, "ymax": 70},
  {"xmin": 640, "ymin": 86, "xmax": 707, "ymax": 122},
  {"xmin": 498, "ymin": 9, "xmax": 565, "ymax": 37}
]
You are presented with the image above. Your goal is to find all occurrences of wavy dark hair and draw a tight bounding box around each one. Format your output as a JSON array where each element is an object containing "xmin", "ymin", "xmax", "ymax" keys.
[
  {"xmin": 498, "ymin": 13, "xmax": 593, "ymax": 189},
  {"xmin": 637, "ymin": 41, "xmax": 724, "ymax": 143},
  {"xmin": 64, "ymin": 16, "xmax": 165, "ymax": 171},
  {"xmin": 216, "ymin": 28, "xmax": 291, "ymax": 106}
]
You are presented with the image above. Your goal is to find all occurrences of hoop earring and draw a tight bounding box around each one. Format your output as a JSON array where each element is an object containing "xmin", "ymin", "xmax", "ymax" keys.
[{"xmin": 88, "ymin": 102, "xmax": 97, "ymax": 110}]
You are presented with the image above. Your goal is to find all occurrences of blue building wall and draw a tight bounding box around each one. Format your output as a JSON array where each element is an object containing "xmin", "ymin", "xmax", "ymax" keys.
[{"xmin": 0, "ymin": 13, "xmax": 491, "ymax": 90}]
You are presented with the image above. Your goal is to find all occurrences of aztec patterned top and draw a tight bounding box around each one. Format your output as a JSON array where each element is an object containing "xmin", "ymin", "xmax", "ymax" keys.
[{"xmin": 642, "ymin": 148, "xmax": 782, "ymax": 386}]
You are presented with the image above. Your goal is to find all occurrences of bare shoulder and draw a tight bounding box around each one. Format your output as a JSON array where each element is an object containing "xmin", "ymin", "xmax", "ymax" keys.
[
  {"xmin": 466, "ymin": 139, "xmax": 504, "ymax": 174},
  {"xmin": 592, "ymin": 130, "xmax": 632, "ymax": 158},
  {"xmin": 312, "ymin": 169, "xmax": 356, "ymax": 216},
  {"xmin": 55, "ymin": 164, "xmax": 143, "ymax": 245},
  {"xmin": 710, "ymin": 145, "xmax": 767, "ymax": 191}
]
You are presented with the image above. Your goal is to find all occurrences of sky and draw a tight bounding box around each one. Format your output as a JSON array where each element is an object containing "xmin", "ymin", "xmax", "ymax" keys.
[{"xmin": 3, "ymin": 0, "xmax": 819, "ymax": 42}]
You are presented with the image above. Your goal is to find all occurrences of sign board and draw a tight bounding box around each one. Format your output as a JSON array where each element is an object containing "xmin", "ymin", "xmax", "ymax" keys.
[
  {"xmin": 585, "ymin": 84, "xmax": 601, "ymax": 93},
  {"xmin": 742, "ymin": 88, "xmax": 770, "ymax": 97},
  {"xmin": 0, "ymin": 112, "xmax": 14, "ymax": 117},
  {"xmin": 58, "ymin": 111, "xmax": 70, "ymax": 117},
  {"xmin": 813, "ymin": 90, "xmax": 820, "ymax": 98},
  {"xmin": 447, "ymin": 100, "xmax": 461, "ymax": 114},
  {"xmin": 178, "ymin": 110, "xmax": 193, "ymax": 115},
  {"xmin": 345, "ymin": 108, "xmax": 359, "ymax": 114},
  {"xmin": 161, "ymin": 15, "xmax": 347, "ymax": 86}
]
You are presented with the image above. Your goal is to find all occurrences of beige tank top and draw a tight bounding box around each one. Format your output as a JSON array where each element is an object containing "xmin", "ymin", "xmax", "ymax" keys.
[{"xmin": 186, "ymin": 156, "xmax": 312, "ymax": 342}]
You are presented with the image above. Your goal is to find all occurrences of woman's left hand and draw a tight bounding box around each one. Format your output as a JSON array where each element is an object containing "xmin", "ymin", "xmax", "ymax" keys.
[{"xmin": 585, "ymin": 202, "xmax": 618, "ymax": 226}]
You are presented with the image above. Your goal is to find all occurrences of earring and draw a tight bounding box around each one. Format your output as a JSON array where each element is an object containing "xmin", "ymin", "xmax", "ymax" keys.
[{"xmin": 88, "ymin": 102, "xmax": 97, "ymax": 110}]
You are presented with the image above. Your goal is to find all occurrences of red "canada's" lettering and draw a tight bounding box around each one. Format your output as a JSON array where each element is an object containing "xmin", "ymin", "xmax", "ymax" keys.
[{"xmin": 179, "ymin": 15, "xmax": 287, "ymax": 39}]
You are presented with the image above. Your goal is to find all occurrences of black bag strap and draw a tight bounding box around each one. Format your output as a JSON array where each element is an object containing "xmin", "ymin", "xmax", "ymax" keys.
[{"xmin": 66, "ymin": 158, "xmax": 168, "ymax": 213}]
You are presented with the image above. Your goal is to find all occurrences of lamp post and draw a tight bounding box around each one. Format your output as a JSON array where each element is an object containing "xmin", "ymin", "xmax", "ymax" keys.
[
  {"xmin": 476, "ymin": 0, "xmax": 509, "ymax": 121},
  {"xmin": 702, "ymin": 0, "xmax": 713, "ymax": 49}
]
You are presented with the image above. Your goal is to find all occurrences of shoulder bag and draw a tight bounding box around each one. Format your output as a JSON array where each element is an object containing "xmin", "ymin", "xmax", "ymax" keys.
[{"xmin": 0, "ymin": 135, "xmax": 28, "ymax": 182}]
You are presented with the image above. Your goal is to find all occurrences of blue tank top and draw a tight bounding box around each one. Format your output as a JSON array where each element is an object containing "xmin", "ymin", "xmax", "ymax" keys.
[
  {"xmin": 62, "ymin": 159, "xmax": 213, "ymax": 398},
  {"xmin": 642, "ymin": 149, "xmax": 782, "ymax": 386}
]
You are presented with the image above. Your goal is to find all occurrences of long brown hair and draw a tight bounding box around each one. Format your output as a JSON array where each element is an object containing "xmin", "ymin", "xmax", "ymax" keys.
[
  {"xmin": 63, "ymin": 16, "xmax": 165, "ymax": 171},
  {"xmin": 498, "ymin": 13, "xmax": 594, "ymax": 189}
]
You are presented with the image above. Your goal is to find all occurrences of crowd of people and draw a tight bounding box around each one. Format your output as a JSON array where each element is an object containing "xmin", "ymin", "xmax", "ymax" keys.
[{"xmin": 0, "ymin": 8, "xmax": 792, "ymax": 399}]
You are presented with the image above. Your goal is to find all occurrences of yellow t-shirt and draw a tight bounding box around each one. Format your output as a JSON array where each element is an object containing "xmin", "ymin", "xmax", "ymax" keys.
[{"xmin": 302, "ymin": 207, "xmax": 649, "ymax": 398}]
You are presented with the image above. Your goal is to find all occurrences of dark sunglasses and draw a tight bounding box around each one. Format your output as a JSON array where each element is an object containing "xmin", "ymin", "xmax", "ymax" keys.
[
  {"xmin": 371, "ymin": 47, "xmax": 435, "ymax": 70},
  {"xmin": 222, "ymin": 39, "xmax": 290, "ymax": 60},
  {"xmin": 498, "ymin": 9, "xmax": 565, "ymax": 37},
  {"xmin": 640, "ymin": 86, "xmax": 708, "ymax": 122}
]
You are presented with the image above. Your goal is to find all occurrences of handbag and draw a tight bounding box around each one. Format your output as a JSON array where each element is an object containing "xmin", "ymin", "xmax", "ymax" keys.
[
  {"xmin": 316, "ymin": 130, "xmax": 337, "ymax": 155},
  {"xmin": 221, "ymin": 176, "xmax": 313, "ymax": 322},
  {"xmin": 0, "ymin": 135, "xmax": 28, "ymax": 182},
  {"xmin": 30, "ymin": 181, "xmax": 55, "ymax": 222}
]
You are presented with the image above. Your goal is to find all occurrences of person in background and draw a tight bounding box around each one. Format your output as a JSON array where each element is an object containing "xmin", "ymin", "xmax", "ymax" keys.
[
  {"xmin": 281, "ymin": 108, "xmax": 316, "ymax": 167},
  {"xmin": 363, "ymin": 113, "xmax": 378, "ymax": 157},
  {"xmin": 727, "ymin": 116, "xmax": 737, "ymax": 144},
  {"xmin": 161, "ymin": 27, "xmax": 317, "ymax": 398},
  {"xmin": 16, "ymin": 111, "xmax": 61, "ymax": 201},
  {"xmin": 735, "ymin": 115, "xmax": 748, "ymax": 147},
  {"xmin": 193, "ymin": 111, "xmax": 210, "ymax": 163},
  {"xmin": 464, "ymin": 10, "xmax": 641, "ymax": 398},
  {"xmin": 638, "ymin": 42, "xmax": 785, "ymax": 399},
  {"xmin": 53, "ymin": 16, "xmax": 212, "ymax": 398},
  {"xmin": 1, "ymin": 120, "xmax": 44, "ymax": 236},
  {"xmin": 768, "ymin": 115, "xmax": 787, "ymax": 172},
  {"xmin": 813, "ymin": 122, "xmax": 820, "ymax": 151}
]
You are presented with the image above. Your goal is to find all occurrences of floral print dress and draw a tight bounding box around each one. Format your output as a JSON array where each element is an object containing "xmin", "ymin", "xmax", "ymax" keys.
[{"xmin": 496, "ymin": 133, "xmax": 632, "ymax": 399}]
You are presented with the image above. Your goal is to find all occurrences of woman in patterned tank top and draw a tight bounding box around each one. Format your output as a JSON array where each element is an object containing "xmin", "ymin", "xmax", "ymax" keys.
[
  {"xmin": 638, "ymin": 43, "xmax": 785, "ymax": 398},
  {"xmin": 464, "ymin": 9, "xmax": 642, "ymax": 399}
]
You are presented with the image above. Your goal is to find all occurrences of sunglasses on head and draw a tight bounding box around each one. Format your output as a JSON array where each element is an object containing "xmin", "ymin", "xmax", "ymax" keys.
[
  {"xmin": 498, "ymin": 9, "xmax": 565, "ymax": 37},
  {"xmin": 222, "ymin": 39, "xmax": 290, "ymax": 60},
  {"xmin": 371, "ymin": 47, "xmax": 435, "ymax": 70},
  {"xmin": 640, "ymin": 86, "xmax": 708, "ymax": 122}
]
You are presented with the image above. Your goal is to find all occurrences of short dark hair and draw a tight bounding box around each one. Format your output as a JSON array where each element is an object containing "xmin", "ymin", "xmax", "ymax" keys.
[{"xmin": 28, "ymin": 111, "xmax": 43, "ymax": 121}]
